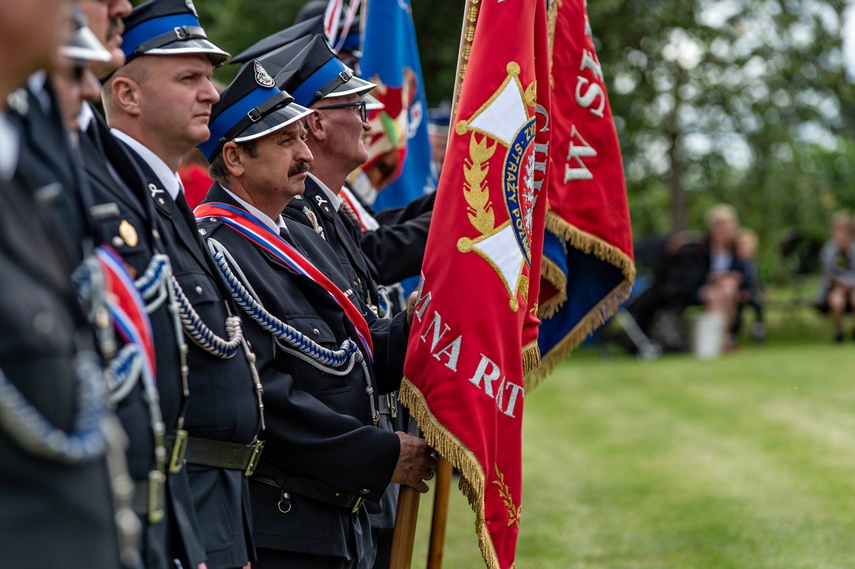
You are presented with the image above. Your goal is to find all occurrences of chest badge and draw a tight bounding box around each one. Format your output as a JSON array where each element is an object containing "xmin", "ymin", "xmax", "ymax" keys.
[{"xmin": 119, "ymin": 219, "xmax": 139, "ymax": 248}]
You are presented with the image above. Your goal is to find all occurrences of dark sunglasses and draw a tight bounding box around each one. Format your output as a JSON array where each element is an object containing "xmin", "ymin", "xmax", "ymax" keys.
[{"xmin": 315, "ymin": 100, "xmax": 368, "ymax": 122}]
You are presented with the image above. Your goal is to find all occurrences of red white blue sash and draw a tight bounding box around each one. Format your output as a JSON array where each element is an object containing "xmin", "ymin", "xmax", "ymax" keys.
[
  {"xmin": 194, "ymin": 202, "xmax": 374, "ymax": 360},
  {"xmin": 95, "ymin": 245, "xmax": 157, "ymax": 380},
  {"xmin": 340, "ymin": 187, "xmax": 379, "ymax": 232}
]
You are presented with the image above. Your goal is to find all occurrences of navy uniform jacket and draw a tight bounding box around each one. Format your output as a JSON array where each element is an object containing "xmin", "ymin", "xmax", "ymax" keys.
[
  {"xmin": 285, "ymin": 176, "xmax": 381, "ymax": 309},
  {"xmin": 80, "ymin": 108, "xmax": 206, "ymax": 569},
  {"xmin": 198, "ymin": 185, "xmax": 407, "ymax": 561},
  {"xmin": 353, "ymin": 191, "xmax": 434, "ymax": 285},
  {"xmin": 118, "ymin": 140, "xmax": 262, "ymax": 569},
  {"xmin": 0, "ymin": 136, "xmax": 121, "ymax": 569},
  {"xmin": 11, "ymin": 84, "xmax": 201, "ymax": 568}
]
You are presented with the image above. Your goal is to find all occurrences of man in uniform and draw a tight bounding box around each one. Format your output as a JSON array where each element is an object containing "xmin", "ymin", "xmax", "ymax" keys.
[
  {"xmin": 55, "ymin": 3, "xmax": 211, "ymax": 567},
  {"xmin": 0, "ymin": 2, "xmax": 125, "ymax": 567},
  {"xmin": 103, "ymin": 2, "xmax": 266, "ymax": 567},
  {"xmin": 195, "ymin": 60, "xmax": 436, "ymax": 569}
]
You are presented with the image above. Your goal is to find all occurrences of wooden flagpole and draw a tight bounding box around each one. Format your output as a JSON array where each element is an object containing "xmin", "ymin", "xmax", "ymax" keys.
[{"xmin": 426, "ymin": 458, "xmax": 453, "ymax": 569}]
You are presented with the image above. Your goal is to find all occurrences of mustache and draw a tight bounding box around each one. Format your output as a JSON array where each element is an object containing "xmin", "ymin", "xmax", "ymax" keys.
[
  {"xmin": 107, "ymin": 18, "xmax": 124, "ymax": 39},
  {"xmin": 288, "ymin": 162, "xmax": 310, "ymax": 176}
]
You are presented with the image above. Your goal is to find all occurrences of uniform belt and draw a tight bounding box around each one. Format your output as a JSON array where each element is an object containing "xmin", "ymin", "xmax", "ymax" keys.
[
  {"xmin": 165, "ymin": 434, "xmax": 264, "ymax": 476},
  {"xmin": 254, "ymin": 475, "xmax": 365, "ymax": 512}
]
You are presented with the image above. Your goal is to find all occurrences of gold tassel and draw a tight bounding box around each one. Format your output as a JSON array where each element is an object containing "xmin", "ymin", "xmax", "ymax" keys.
[{"xmin": 522, "ymin": 342, "xmax": 541, "ymax": 375}]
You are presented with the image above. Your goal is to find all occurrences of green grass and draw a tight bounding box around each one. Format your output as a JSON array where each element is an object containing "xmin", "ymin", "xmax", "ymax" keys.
[{"xmin": 411, "ymin": 341, "xmax": 855, "ymax": 568}]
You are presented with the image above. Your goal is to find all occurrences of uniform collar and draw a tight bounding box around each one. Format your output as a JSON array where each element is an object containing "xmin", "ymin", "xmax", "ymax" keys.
[
  {"xmin": 78, "ymin": 103, "xmax": 95, "ymax": 133},
  {"xmin": 308, "ymin": 172, "xmax": 341, "ymax": 212},
  {"xmin": 111, "ymin": 128, "xmax": 182, "ymax": 199},
  {"xmin": 221, "ymin": 185, "xmax": 288, "ymax": 235},
  {"xmin": 0, "ymin": 111, "xmax": 20, "ymax": 182},
  {"xmin": 27, "ymin": 72, "xmax": 51, "ymax": 114}
]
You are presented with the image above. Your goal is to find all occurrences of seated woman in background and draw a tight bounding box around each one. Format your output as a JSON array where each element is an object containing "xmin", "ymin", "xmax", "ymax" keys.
[
  {"xmin": 817, "ymin": 211, "xmax": 855, "ymax": 343},
  {"xmin": 696, "ymin": 204, "xmax": 743, "ymax": 349}
]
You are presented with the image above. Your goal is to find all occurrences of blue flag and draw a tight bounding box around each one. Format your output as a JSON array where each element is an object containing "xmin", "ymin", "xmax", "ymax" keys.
[{"xmin": 359, "ymin": 0, "xmax": 436, "ymax": 210}]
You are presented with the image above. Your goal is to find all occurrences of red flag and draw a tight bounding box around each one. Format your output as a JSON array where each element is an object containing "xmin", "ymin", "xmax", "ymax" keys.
[
  {"xmin": 399, "ymin": 0, "xmax": 550, "ymax": 566},
  {"xmin": 531, "ymin": 0, "xmax": 635, "ymax": 381}
]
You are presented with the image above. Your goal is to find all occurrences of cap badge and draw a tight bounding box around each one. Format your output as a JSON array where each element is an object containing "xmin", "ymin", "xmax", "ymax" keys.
[{"xmin": 254, "ymin": 61, "xmax": 276, "ymax": 88}]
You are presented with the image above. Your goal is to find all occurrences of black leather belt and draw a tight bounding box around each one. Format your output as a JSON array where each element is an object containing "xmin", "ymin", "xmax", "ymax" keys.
[
  {"xmin": 165, "ymin": 435, "xmax": 264, "ymax": 476},
  {"xmin": 254, "ymin": 475, "xmax": 365, "ymax": 513}
]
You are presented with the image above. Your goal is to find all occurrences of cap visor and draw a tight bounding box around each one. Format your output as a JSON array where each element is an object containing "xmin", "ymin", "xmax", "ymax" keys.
[
  {"xmin": 362, "ymin": 92, "xmax": 385, "ymax": 111},
  {"xmin": 145, "ymin": 38, "xmax": 231, "ymax": 66},
  {"xmin": 322, "ymin": 75, "xmax": 376, "ymax": 100},
  {"xmin": 233, "ymin": 103, "xmax": 314, "ymax": 143},
  {"xmin": 62, "ymin": 26, "xmax": 112, "ymax": 63}
]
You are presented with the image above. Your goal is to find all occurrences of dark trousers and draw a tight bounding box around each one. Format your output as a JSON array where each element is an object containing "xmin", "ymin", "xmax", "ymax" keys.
[{"xmin": 254, "ymin": 548, "xmax": 357, "ymax": 569}]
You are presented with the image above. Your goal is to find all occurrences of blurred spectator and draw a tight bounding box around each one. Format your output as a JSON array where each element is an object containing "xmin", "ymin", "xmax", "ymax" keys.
[
  {"xmin": 178, "ymin": 148, "xmax": 212, "ymax": 210},
  {"xmin": 428, "ymin": 100, "xmax": 451, "ymax": 175},
  {"xmin": 733, "ymin": 228, "xmax": 765, "ymax": 344},
  {"xmin": 817, "ymin": 211, "xmax": 855, "ymax": 343}
]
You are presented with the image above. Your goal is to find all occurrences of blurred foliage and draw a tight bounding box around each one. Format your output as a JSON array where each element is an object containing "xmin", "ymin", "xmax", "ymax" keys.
[{"xmin": 188, "ymin": 0, "xmax": 853, "ymax": 282}]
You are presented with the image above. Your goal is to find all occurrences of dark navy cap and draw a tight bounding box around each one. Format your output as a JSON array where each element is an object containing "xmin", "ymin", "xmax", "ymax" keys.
[
  {"xmin": 230, "ymin": 15, "xmax": 324, "ymax": 65},
  {"xmin": 275, "ymin": 35, "xmax": 374, "ymax": 108},
  {"xmin": 252, "ymin": 35, "xmax": 314, "ymax": 79},
  {"xmin": 62, "ymin": 9, "xmax": 112, "ymax": 63},
  {"xmin": 199, "ymin": 59, "xmax": 313, "ymax": 162},
  {"xmin": 121, "ymin": 0, "xmax": 230, "ymax": 67}
]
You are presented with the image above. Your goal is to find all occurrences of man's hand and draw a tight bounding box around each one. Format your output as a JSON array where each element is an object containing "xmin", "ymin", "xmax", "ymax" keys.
[
  {"xmin": 391, "ymin": 432, "xmax": 437, "ymax": 493},
  {"xmin": 406, "ymin": 291, "xmax": 418, "ymax": 328}
]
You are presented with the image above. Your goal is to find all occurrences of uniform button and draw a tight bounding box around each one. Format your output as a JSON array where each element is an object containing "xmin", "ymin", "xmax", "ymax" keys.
[
  {"xmin": 195, "ymin": 286, "xmax": 203, "ymax": 295},
  {"xmin": 313, "ymin": 328, "xmax": 320, "ymax": 337},
  {"xmin": 152, "ymin": 229, "xmax": 160, "ymax": 240},
  {"xmin": 360, "ymin": 489, "xmax": 370, "ymax": 496},
  {"xmin": 112, "ymin": 236, "xmax": 124, "ymax": 248},
  {"xmin": 33, "ymin": 311, "xmax": 55, "ymax": 335}
]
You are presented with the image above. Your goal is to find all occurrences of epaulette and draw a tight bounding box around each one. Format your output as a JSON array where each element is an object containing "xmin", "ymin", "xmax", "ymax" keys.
[{"xmin": 196, "ymin": 215, "xmax": 225, "ymax": 237}]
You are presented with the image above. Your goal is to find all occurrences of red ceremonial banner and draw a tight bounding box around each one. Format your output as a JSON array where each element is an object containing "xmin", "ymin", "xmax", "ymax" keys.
[
  {"xmin": 531, "ymin": 0, "xmax": 635, "ymax": 381},
  {"xmin": 399, "ymin": 0, "xmax": 550, "ymax": 566}
]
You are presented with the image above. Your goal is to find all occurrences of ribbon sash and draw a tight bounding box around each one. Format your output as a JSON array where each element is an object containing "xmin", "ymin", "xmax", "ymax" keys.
[
  {"xmin": 339, "ymin": 187, "xmax": 380, "ymax": 232},
  {"xmin": 195, "ymin": 202, "xmax": 374, "ymax": 359},
  {"xmin": 95, "ymin": 245, "xmax": 157, "ymax": 380}
]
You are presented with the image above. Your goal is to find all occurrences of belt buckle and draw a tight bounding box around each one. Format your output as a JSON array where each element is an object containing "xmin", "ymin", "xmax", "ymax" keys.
[
  {"xmin": 351, "ymin": 497, "xmax": 364, "ymax": 514},
  {"xmin": 244, "ymin": 440, "xmax": 265, "ymax": 477},
  {"xmin": 148, "ymin": 470, "xmax": 166, "ymax": 524},
  {"xmin": 168, "ymin": 430, "xmax": 188, "ymax": 473}
]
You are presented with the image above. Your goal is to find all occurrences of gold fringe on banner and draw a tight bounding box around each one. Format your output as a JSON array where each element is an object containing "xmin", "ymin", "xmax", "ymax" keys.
[
  {"xmin": 538, "ymin": 256, "xmax": 568, "ymax": 319},
  {"xmin": 398, "ymin": 379, "xmax": 515, "ymax": 569},
  {"xmin": 524, "ymin": 211, "xmax": 636, "ymax": 389},
  {"xmin": 522, "ymin": 341, "xmax": 541, "ymax": 375},
  {"xmin": 526, "ymin": 277, "xmax": 632, "ymax": 389}
]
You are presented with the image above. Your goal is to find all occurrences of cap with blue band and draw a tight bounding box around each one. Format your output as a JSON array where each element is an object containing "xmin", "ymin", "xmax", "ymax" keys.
[
  {"xmin": 275, "ymin": 35, "xmax": 375, "ymax": 108},
  {"xmin": 121, "ymin": 0, "xmax": 230, "ymax": 66},
  {"xmin": 200, "ymin": 60, "xmax": 313, "ymax": 162}
]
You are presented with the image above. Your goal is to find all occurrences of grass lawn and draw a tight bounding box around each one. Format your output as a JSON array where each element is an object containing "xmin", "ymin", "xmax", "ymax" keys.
[{"xmin": 411, "ymin": 339, "xmax": 855, "ymax": 568}]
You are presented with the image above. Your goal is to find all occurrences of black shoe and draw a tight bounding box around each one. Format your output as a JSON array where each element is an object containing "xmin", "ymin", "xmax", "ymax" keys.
[{"xmin": 835, "ymin": 332, "xmax": 845, "ymax": 344}]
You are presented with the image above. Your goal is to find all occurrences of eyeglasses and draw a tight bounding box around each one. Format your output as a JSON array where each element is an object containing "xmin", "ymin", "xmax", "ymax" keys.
[{"xmin": 315, "ymin": 100, "xmax": 368, "ymax": 122}]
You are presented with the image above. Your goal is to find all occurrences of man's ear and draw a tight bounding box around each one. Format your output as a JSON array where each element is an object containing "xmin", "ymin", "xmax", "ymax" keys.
[
  {"xmin": 111, "ymin": 77, "xmax": 142, "ymax": 116},
  {"xmin": 304, "ymin": 112, "xmax": 325, "ymax": 142},
  {"xmin": 222, "ymin": 141, "xmax": 245, "ymax": 177}
]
